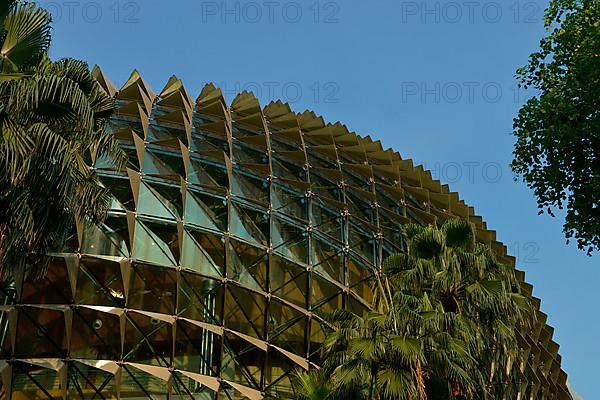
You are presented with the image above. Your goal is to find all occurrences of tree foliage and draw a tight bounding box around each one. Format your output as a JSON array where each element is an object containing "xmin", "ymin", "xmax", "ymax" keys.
[
  {"xmin": 0, "ymin": 0, "xmax": 51, "ymax": 75},
  {"xmin": 511, "ymin": 0, "xmax": 600, "ymax": 254},
  {"xmin": 0, "ymin": 0, "xmax": 125, "ymax": 278},
  {"xmin": 295, "ymin": 219, "xmax": 534, "ymax": 400},
  {"xmin": 383, "ymin": 219, "xmax": 533, "ymax": 399}
]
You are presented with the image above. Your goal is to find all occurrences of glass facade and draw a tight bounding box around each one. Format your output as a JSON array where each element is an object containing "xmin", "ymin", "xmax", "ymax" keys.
[{"xmin": 0, "ymin": 69, "xmax": 572, "ymax": 399}]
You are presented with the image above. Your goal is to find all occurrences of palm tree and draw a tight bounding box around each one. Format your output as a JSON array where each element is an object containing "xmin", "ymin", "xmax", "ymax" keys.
[
  {"xmin": 294, "ymin": 370, "xmax": 334, "ymax": 400},
  {"xmin": 383, "ymin": 219, "xmax": 534, "ymax": 399},
  {"xmin": 296, "ymin": 219, "xmax": 533, "ymax": 400},
  {"xmin": 319, "ymin": 309, "xmax": 426, "ymax": 400},
  {"xmin": 0, "ymin": 0, "xmax": 125, "ymax": 278}
]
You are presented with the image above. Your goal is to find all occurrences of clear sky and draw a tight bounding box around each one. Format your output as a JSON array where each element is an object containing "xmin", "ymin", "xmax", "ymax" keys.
[{"xmin": 41, "ymin": 0, "xmax": 595, "ymax": 396}]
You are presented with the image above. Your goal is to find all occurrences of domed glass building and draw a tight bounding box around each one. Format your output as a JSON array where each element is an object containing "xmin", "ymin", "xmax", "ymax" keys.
[{"xmin": 0, "ymin": 69, "xmax": 572, "ymax": 399}]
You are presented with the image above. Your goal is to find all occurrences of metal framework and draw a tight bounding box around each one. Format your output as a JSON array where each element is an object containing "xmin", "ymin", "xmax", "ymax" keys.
[{"xmin": 0, "ymin": 68, "xmax": 572, "ymax": 399}]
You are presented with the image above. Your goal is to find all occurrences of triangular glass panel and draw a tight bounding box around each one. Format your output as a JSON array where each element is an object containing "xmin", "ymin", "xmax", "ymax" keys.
[
  {"xmin": 311, "ymin": 203, "xmax": 343, "ymax": 241},
  {"xmin": 146, "ymin": 123, "xmax": 176, "ymax": 143},
  {"xmin": 154, "ymin": 147, "xmax": 186, "ymax": 176},
  {"xmin": 14, "ymin": 307, "xmax": 66, "ymax": 358},
  {"xmin": 271, "ymin": 184, "xmax": 308, "ymax": 221},
  {"xmin": 376, "ymin": 188, "xmax": 403, "ymax": 213},
  {"xmin": 190, "ymin": 134, "xmax": 226, "ymax": 154},
  {"xmin": 128, "ymin": 262, "xmax": 177, "ymax": 315},
  {"xmin": 224, "ymin": 286, "xmax": 266, "ymax": 339},
  {"xmin": 121, "ymin": 364, "xmax": 169, "ymax": 397},
  {"xmin": 107, "ymin": 193, "xmax": 127, "ymax": 212},
  {"xmin": 347, "ymin": 252, "xmax": 374, "ymax": 287},
  {"xmin": 11, "ymin": 365, "xmax": 61, "ymax": 399},
  {"xmin": 269, "ymin": 135, "xmax": 300, "ymax": 152},
  {"xmin": 185, "ymin": 190, "xmax": 227, "ymax": 232},
  {"xmin": 268, "ymin": 300, "xmax": 307, "ymax": 356},
  {"xmin": 69, "ymin": 361, "xmax": 119, "ymax": 399},
  {"xmin": 188, "ymin": 158, "xmax": 228, "ymax": 189},
  {"xmin": 94, "ymin": 151, "xmax": 120, "ymax": 171},
  {"xmin": 271, "ymin": 157, "xmax": 307, "ymax": 182},
  {"xmin": 177, "ymin": 272, "xmax": 223, "ymax": 324},
  {"xmin": 379, "ymin": 210, "xmax": 405, "ymax": 250},
  {"xmin": 190, "ymin": 134, "xmax": 220, "ymax": 153},
  {"xmin": 0, "ymin": 309, "xmax": 11, "ymax": 358},
  {"xmin": 100, "ymin": 175, "xmax": 135, "ymax": 211},
  {"xmin": 346, "ymin": 189, "xmax": 376, "ymax": 223},
  {"xmin": 122, "ymin": 145, "xmax": 141, "ymax": 172},
  {"xmin": 174, "ymin": 319, "xmax": 222, "ymax": 375},
  {"xmin": 146, "ymin": 180, "xmax": 183, "ymax": 217},
  {"xmin": 232, "ymin": 142, "xmax": 269, "ymax": 164},
  {"xmin": 227, "ymin": 239, "xmax": 267, "ymax": 292},
  {"xmin": 310, "ymin": 274, "xmax": 343, "ymax": 316},
  {"xmin": 20, "ymin": 256, "xmax": 71, "ymax": 304},
  {"xmin": 263, "ymin": 348, "xmax": 297, "ymax": 394},
  {"xmin": 271, "ymin": 218, "xmax": 309, "ymax": 264},
  {"xmin": 70, "ymin": 307, "xmax": 121, "ymax": 360},
  {"xmin": 204, "ymin": 161, "xmax": 230, "ymax": 187},
  {"xmin": 172, "ymin": 370, "xmax": 219, "ymax": 399},
  {"xmin": 344, "ymin": 173, "xmax": 367, "ymax": 192},
  {"xmin": 80, "ymin": 218, "xmax": 129, "ymax": 258},
  {"xmin": 137, "ymin": 181, "xmax": 179, "ymax": 221},
  {"xmin": 229, "ymin": 203, "xmax": 268, "ymax": 247},
  {"xmin": 123, "ymin": 312, "xmax": 172, "ymax": 367},
  {"xmin": 220, "ymin": 332, "xmax": 264, "ymax": 390},
  {"xmin": 311, "ymin": 236, "xmax": 344, "ymax": 284},
  {"xmin": 231, "ymin": 170, "xmax": 269, "ymax": 205},
  {"xmin": 309, "ymin": 173, "xmax": 342, "ymax": 202},
  {"xmin": 348, "ymin": 221, "xmax": 377, "ymax": 265},
  {"xmin": 132, "ymin": 220, "xmax": 177, "ymax": 266},
  {"xmin": 307, "ymin": 153, "xmax": 337, "ymax": 170},
  {"xmin": 269, "ymin": 255, "xmax": 307, "ymax": 308},
  {"xmin": 181, "ymin": 230, "xmax": 224, "ymax": 277},
  {"xmin": 141, "ymin": 148, "xmax": 180, "ymax": 181},
  {"xmin": 75, "ymin": 256, "xmax": 126, "ymax": 307}
]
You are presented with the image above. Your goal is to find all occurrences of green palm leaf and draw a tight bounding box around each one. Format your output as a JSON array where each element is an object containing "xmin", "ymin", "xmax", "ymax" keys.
[{"xmin": 0, "ymin": 1, "xmax": 51, "ymax": 73}]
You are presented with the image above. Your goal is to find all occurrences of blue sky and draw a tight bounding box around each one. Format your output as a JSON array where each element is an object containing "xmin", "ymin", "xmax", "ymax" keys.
[{"xmin": 42, "ymin": 0, "xmax": 595, "ymax": 396}]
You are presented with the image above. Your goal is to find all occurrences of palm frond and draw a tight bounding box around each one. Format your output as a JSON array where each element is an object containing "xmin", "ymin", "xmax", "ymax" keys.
[
  {"xmin": 442, "ymin": 218, "xmax": 476, "ymax": 250},
  {"xmin": 376, "ymin": 367, "xmax": 419, "ymax": 400},
  {"xmin": 293, "ymin": 369, "xmax": 332, "ymax": 400},
  {"xmin": 0, "ymin": 1, "xmax": 51, "ymax": 73},
  {"xmin": 0, "ymin": 52, "xmax": 122, "ymax": 278}
]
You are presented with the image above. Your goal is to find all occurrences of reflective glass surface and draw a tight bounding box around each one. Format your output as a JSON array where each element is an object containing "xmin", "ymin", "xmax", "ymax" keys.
[{"xmin": 0, "ymin": 71, "xmax": 572, "ymax": 400}]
